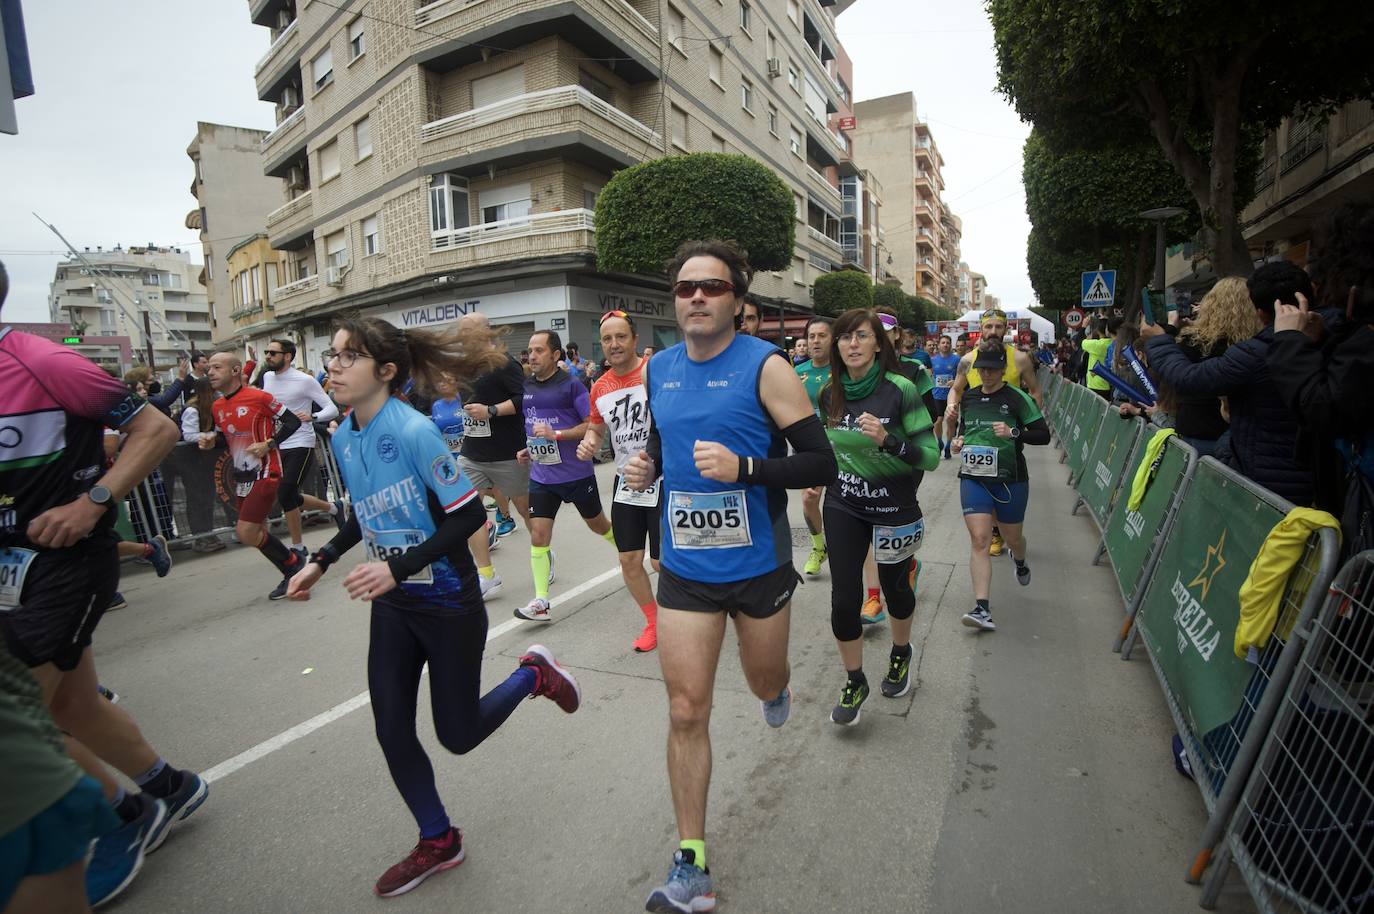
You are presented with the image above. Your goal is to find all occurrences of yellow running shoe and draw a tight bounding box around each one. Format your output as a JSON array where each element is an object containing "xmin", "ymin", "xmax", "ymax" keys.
[
  {"xmin": 989, "ymin": 531, "xmax": 1005, "ymax": 557},
  {"xmin": 803, "ymin": 546, "xmax": 827, "ymax": 576},
  {"xmin": 860, "ymin": 595, "xmax": 886, "ymax": 625}
]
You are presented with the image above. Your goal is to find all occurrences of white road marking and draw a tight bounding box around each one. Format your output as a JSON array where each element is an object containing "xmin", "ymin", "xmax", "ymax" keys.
[{"xmin": 203, "ymin": 565, "xmax": 626, "ymax": 784}]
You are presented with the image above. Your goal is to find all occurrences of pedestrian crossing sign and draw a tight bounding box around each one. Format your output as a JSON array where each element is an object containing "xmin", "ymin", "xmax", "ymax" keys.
[{"xmin": 1081, "ymin": 270, "xmax": 1116, "ymax": 307}]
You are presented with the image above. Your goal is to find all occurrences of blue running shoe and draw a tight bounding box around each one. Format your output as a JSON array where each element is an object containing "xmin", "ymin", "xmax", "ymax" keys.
[
  {"xmin": 87, "ymin": 794, "xmax": 167, "ymax": 908},
  {"xmin": 646, "ymin": 849, "xmax": 715, "ymax": 913},
  {"xmin": 146, "ymin": 771, "xmax": 208, "ymax": 853},
  {"xmin": 108, "ymin": 592, "xmax": 128, "ymax": 612},
  {"xmin": 494, "ymin": 511, "xmax": 516, "ymax": 537},
  {"xmin": 148, "ymin": 535, "xmax": 172, "ymax": 578},
  {"xmin": 760, "ymin": 686, "xmax": 791, "ymax": 728}
]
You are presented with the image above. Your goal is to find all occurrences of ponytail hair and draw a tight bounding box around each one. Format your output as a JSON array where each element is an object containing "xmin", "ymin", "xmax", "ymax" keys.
[{"xmin": 333, "ymin": 316, "xmax": 509, "ymax": 396}]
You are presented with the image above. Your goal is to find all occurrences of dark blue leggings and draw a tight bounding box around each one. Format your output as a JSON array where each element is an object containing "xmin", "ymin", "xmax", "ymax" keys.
[{"xmin": 368, "ymin": 603, "xmax": 536, "ymax": 838}]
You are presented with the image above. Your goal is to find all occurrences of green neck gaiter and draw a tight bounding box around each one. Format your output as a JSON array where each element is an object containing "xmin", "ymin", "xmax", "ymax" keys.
[{"xmin": 841, "ymin": 360, "xmax": 882, "ymax": 402}]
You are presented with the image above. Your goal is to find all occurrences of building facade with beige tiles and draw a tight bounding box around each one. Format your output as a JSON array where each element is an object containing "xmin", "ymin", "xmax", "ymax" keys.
[
  {"xmin": 247, "ymin": 0, "xmax": 865, "ymax": 360},
  {"xmin": 850, "ymin": 92, "xmax": 963, "ymax": 306},
  {"xmin": 186, "ymin": 122, "xmax": 286, "ymax": 344}
]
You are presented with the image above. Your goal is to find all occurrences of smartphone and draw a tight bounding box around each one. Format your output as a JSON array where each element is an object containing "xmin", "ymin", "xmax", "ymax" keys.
[{"xmin": 1141, "ymin": 288, "xmax": 1156, "ymax": 326}]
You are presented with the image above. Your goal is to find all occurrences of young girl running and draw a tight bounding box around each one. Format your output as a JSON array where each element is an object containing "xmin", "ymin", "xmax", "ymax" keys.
[{"xmin": 287, "ymin": 317, "xmax": 581, "ymax": 898}]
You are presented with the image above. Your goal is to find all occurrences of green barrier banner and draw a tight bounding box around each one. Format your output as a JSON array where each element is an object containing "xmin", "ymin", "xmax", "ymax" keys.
[
  {"xmin": 1103, "ymin": 435, "xmax": 1189, "ymax": 604},
  {"xmin": 1066, "ymin": 392, "xmax": 1108, "ymax": 483},
  {"xmin": 1055, "ymin": 379, "xmax": 1079, "ymax": 433},
  {"xmin": 1136, "ymin": 460, "xmax": 1285, "ymax": 736},
  {"xmin": 1078, "ymin": 414, "xmax": 1143, "ymax": 525}
]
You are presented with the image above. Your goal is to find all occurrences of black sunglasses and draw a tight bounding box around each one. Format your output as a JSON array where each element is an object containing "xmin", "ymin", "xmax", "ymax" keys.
[{"xmin": 672, "ymin": 279, "xmax": 736, "ymax": 298}]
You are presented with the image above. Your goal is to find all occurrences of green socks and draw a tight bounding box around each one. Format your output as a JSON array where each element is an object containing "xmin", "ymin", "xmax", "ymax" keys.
[
  {"xmin": 602, "ymin": 528, "xmax": 618, "ymax": 546},
  {"xmin": 680, "ymin": 839, "xmax": 707, "ymax": 870},
  {"xmin": 810, "ymin": 532, "xmax": 824, "ymax": 551},
  {"xmin": 530, "ymin": 545, "xmax": 551, "ymax": 599}
]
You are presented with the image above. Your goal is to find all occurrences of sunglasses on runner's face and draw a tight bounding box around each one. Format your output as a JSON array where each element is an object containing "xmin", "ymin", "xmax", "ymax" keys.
[{"xmin": 672, "ymin": 279, "xmax": 736, "ymax": 298}]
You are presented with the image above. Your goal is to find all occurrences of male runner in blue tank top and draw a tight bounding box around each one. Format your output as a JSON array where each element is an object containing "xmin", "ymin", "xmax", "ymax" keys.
[{"xmin": 623, "ymin": 240, "xmax": 837, "ymax": 913}]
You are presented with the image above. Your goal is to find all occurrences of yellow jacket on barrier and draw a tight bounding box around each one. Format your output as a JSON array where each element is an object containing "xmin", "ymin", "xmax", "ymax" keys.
[
  {"xmin": 1127, "ymin": 428, "xmax": 1177, "ymax": 512},
  {"xmin": 1234, "ymin": 507, "xmax": 1341, "ymax": 659}
]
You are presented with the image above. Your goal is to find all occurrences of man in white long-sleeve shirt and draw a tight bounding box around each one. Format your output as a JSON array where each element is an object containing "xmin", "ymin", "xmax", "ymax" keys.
[{"xmin": 260, "ymin": 339, "xmax": 344, "ymax": 598}]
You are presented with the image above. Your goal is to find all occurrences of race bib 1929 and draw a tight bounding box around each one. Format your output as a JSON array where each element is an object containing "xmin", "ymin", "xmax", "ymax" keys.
[
  {"xmin": 669, "ymin": 490, "xmax": 751, "ymax": 550},
  {"xmin": 961, "ymin": 445, "xmax": 998, "ymax": 478}
]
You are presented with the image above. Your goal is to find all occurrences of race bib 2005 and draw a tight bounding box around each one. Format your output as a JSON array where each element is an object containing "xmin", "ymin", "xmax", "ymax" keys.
[
  {"xmin": 873, "ymin": 520, "xmax": 924, "ymax": 565},
  {"xmin": 961, "ymin": 445, "xmax": 998, "ymax": 478},
  {"xmin": 463, "ymin": 416, "xmax": 491, "ymax": 438},
  {"xmin": 0, "ymin": 547, "xmax": 37, "ymax": 610},
  {"xmin": 527, "ymin": 436, "xmax": 562, "ymax": 466},
  {"xmin": 362, "ymin": 527, "xmax": 432, "ymax": 585},
  {"xmin": 669, "ymin": 490, "xmax": 751, "ymax": 550},
  {"xmin": 615, "ymin": 474, "xmax": 661, "ymax": 508}
]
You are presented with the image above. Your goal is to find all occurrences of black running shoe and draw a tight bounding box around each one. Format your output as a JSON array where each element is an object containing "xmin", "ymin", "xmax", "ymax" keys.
[
  {"xmin": 830, "ymin": 678, "xmax": 870, "ymax": 726},
  {"xmin": 881, "ymin": 650, "xmax": 912, "ymax": 698}
]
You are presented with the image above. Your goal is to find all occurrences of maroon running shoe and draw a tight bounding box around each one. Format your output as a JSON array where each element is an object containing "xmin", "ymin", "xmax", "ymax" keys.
[
  {"xmin": 519, "ymin": 644, "xmax": 581, "ymax": 714},
  {"xmin": 374, "ymin": 828, "xmax": 465, "ymax": 898}
]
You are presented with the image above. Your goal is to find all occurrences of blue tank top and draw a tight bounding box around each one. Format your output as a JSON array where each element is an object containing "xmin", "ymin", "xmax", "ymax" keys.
[
  {"xmin": 648, "ymin": 335, "xmax": 790, "ymax": 583},
  {"xmin": 332, "ymin": 397, "xmax": 481, "ymax": 614},
  {"xmin": 430, "ymin": 396, "xmax": 465, "ymax": 457},
  {"xmin": 930, "ymin": 353, "xmax": 961, "ymax": 398}
]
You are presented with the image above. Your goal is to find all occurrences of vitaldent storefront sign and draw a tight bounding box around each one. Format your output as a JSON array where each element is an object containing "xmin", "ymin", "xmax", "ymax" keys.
[{"xmin": 372, "ymin": 285, "xmax": 568, "ymax": 328}]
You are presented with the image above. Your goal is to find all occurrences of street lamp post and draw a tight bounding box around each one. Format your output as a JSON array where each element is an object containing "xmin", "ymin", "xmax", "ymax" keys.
[{"xmin": 1139, "ymin": 206, "xmax": 1187, "ymax": 291}]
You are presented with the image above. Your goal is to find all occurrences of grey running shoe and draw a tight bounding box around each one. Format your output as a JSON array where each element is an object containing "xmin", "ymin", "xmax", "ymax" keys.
[
  {"xmin": 645, "ymin": 849, "xmax": 715, "ymax": 913},
  {"xmin": 1015, "ymin": 562, "xmax": 1031, "ymax": 586},
  {"xmin": 830, "ymin": 678, "xmax": 869, "ymax": 726},
  {"xmin": 961, "ymin": 606, "xmax": 997, "ymax": 631},
  {"xmin": 148, "ymin": 535, "xmax": 173, "ymax": 577},
  {"xmin": 760, "ymin": 686, "xmax": 791, "ymax": 728},
  {"xmin": 881, "ymin": 650, "xmax": 912, "ymax": 698}
]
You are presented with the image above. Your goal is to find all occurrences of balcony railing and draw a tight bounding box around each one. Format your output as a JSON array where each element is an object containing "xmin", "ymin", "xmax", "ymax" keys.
[
  {"xmin": 1254, "ymin": 160, "xmax": 1276, "ymax": 193},
  {"xmin": 262, "ymin": 106, "xmax": 304, "ymax": 148},
  {"xmin": 270, "ymin": 274, "xmax": 317, "ymax": 302},
  {"xmin": 421, "ymin": 85, "xmax": 660, "ymax": 151},
  {"xmin": 1280, "ymin": 123, "xmax": 1325, "ymax": 174},
  {"xmin": 805, "ymin": 167, "xmax": 841, "ymax": 210},
  {"xmin": 807, "ymin": 226, "xmax": 841, "ymax": 253},
  {"xmin": 254, "ymin": 18, "xmax": 298, "ymax": 75},
  {"xmin": 431, "ymin": 207, "xmax": 595, "ymax": 252},
  {"xmin": 266, "ymin": 191, "xmax": 312, "ymax": 228},
  {"xmin": 417, "ymin": 0, "xmax": 657, "ymax": 44}
]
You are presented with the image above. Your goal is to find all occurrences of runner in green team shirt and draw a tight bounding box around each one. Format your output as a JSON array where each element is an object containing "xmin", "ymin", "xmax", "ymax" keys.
[
  {"xmin": 794, "ymin": 316, "xmax": 834, "ymax": 576},
  {"xmin": 950, "ymin": 341, "xmax": 1051, "ymax": 632}
]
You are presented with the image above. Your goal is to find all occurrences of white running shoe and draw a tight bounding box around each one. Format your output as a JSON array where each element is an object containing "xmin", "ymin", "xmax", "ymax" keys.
[
  {"xmin": 515, "ymin": 598, "xmax": 551, "ymax": 622},
  {"xmin": 961, "ymin": 606, "xmax": 997, "ymax": 631},
  {"xmin": 479, "ymin": 573, "xmax": 502, "ymax": 599}
]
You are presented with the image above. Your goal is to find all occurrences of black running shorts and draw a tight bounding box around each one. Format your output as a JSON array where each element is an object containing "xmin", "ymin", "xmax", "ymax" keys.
[
  {"xmin": 0, "ymin": 537, "xmax": 119, "ymax": 671},
  {"xmin": 656, "ymin": 561, "xmax": 800, "ymax": 619},
  {"xmin": 528, "ymin": 476, "xmax": 603, "ymax": 520},
  {"xmin": 276, "ymin": 446, "xmax": 316, "ymax": 512},
  {"xmin": 610, "ymin": 481, "xmax": 660, "ymax": 560}
]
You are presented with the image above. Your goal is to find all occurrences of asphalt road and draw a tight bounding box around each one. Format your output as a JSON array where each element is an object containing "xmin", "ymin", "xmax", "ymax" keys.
[{"xmin": 95, "ymin": 447, "xmax": 1255, "ymax": 913}]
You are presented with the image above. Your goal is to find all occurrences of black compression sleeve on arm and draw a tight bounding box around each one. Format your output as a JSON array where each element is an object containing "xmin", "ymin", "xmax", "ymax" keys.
[
  {"xmin": 271, "ymin": 409, "xmax": 302, "ymax": 446},
  {"xmin": 736, "ymin": 414, "xmax": 836, "ymax": 489},
  {"xmin": 645, "ymin": 415, "xmax": 663, "ymax": 469},
  {"xmin": 312, "ymin": 512, "xmax": 363, "ymax": 570},
  {"xmin": 1020, "ymin": 417, "xmax": 1051, "ymax": 446},
  {"xmin": 386, "ymin": 497, "xmax": 486, "ymax": 583}
]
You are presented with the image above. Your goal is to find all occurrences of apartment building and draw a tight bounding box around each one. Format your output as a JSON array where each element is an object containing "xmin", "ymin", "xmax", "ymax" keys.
[
  {"xmin": 47, "ymin": 245, "xmax": 212, "ymax": 366},
  {"xmin": 247, "ymin": 0, "xmax": 863, "ymax": 360},
  {"xmin": 850, "ymin": 92, "xmax": 962, "ymax": 304},
  {"xmin": 224, "ymin": 234, "xmax": 293, "ymax": 351},
  {"xmin": 187, "ymin": 122, "xmax": 286, "ymax": 342}
]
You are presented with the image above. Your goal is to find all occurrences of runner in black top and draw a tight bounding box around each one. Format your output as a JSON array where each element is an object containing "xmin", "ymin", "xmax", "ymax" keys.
[
  {"xmin": 818, "ymin": 309, "xmax": 939, "ymax": 725},
  {"xmin": 950, "ymin": 341, "xmax": 1051, "ymax": 632}
]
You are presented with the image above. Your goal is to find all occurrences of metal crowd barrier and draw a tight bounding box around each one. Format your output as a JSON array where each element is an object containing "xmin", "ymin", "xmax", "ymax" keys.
[
  {"xmin": 1065, "ymin": 384, "xmax": 1110, "ymax": 487},
  {"xmin": 1200, "ymin": 550, "xmax": 1374, "ymax": 912},
  {"xmin": 1072, "ymin": 411, "xmax": 1145, "ymax": 531},
  {"xmin": 120, "ymin": 428, "xmax": 344, "ymax": 549}
]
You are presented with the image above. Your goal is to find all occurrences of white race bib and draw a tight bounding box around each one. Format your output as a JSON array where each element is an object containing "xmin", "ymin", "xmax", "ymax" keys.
[
  {"xmin": 961, "ymin": 445, "xmax": 999, "ymax": 478},
  {"xmin": 614, "ymin": 474, "xmax": 661, "ymax": 508},
  {"xmin": 443, "ymin": 430, "xmax": 464, "ymax": 455},
  {"xmin": 669, "ymin": 490, "xmax": 751, "ymax": 550},
  {"xmin": 235, "ymin": 480, "xmax": 254, "ymax": 498},
  {"xmin": 362, "ymin": 526, "xmax": 432, "ymax": 585},
  {"xmin": 0, "ymin": 547, "xmax": 36, "ymax": 610},
  {"xmin": 527, "ymin": 436, "xmax": 562, "ymax": 466},
  {"xmin": 873, "ymin": 520, "xmax": 924, "ymax": 565},
  {"xmin": 463, "ymin": 415, "xmax": 491, "ymax": 438},
  {"xmin": 935, "ymin": 374, "xmax": 954, "ymax": 389}
]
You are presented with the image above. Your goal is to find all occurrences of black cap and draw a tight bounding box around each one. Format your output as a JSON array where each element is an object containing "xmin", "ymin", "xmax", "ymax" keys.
[{"xmin": 972, "ymin": 345, "xmax": 1007, "ymax": 371}]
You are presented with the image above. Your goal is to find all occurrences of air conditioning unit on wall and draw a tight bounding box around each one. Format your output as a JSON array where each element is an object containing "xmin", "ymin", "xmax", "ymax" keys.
[{"xmin": 325, "ymin": 265, "xmax": 345, "ymax": 286}]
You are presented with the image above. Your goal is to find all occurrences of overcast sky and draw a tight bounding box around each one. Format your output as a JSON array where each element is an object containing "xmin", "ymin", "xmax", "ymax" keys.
[{"xmin": 0, "ymin": 0, "xmax": 1031, "ymax": 324}]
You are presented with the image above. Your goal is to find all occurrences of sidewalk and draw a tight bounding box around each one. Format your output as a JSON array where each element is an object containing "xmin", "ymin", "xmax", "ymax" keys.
[{"xmin": 95, "ymin": 451, "xmax": 1254, "ymax": 912}]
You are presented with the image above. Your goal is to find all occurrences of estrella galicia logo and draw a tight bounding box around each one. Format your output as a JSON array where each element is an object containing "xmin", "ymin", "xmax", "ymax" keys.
[
  {"xmin": 378, "ymin": 435, "xmax": 400, "ymax": 463},
  {"xmin": 432, "ymin": 455, "xmax": 459, "ymax": 486}
]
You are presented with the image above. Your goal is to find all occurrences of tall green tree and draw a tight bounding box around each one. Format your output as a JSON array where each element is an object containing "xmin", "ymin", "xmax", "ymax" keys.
[
  {"xmin": 990, "ymin": 0, "xmax": 1374, "ymax": 276},
  {"xmin": 595, "ymin": 154, "xmax": 794, "ymax": 274},
  {"xmin": 812, "ymin": 269, "xmax": 873, "ymax": 317}
]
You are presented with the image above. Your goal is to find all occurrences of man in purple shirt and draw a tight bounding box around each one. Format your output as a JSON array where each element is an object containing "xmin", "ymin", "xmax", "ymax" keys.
[{"xmin": 514, "ymin": 329, "xmax": 615, "ymax": 622}]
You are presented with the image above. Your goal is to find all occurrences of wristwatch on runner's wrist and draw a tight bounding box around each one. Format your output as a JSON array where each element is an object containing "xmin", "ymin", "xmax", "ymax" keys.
[
  {"xmin": 486, "ymin": 403, "xmax": 496, "ymax": 419},
  {"xmin": 86, "ymin": 485, "xmax": 113, "ymax": 510},
  {"xmin": 1010, "ymin": 427, "xmax": 1021, "ymax": 440}
]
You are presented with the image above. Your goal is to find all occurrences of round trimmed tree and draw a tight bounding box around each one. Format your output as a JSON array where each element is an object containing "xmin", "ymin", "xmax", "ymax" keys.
[
  {"xmin": 595, "ymin": 153, "xmax": 795, "ymax": 274},
  {"xmin": 812, "ymin": 269, "xmax": 873, "ymax": 318}
]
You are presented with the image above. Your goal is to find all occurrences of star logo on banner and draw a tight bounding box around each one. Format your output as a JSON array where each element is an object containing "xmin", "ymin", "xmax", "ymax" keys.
[{"xmin": 1187, "ymin": 530, "xmax": 1228, "ymax": 601}]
